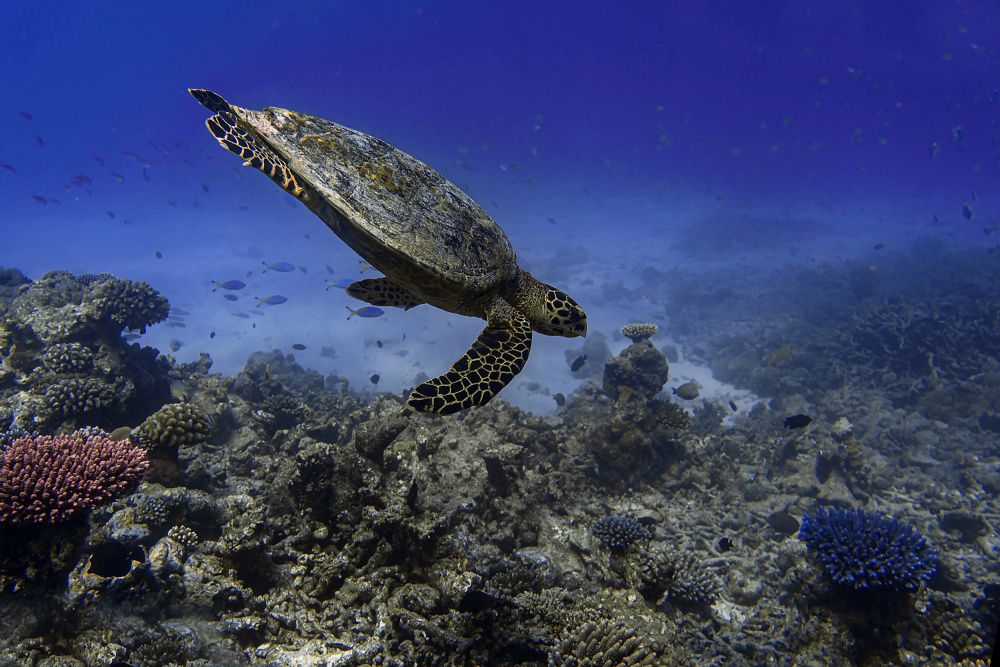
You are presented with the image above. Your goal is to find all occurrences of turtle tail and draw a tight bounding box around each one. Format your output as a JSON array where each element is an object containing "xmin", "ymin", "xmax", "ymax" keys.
[{"xmin": 189, "ymin": 89, "xmax": 306, "ymax": 199}]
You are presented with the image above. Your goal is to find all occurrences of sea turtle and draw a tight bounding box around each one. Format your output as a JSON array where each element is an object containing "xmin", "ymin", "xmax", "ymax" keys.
[{"xmin": 190, "ymin": 89, "xmax": 587, "ymax": 415}]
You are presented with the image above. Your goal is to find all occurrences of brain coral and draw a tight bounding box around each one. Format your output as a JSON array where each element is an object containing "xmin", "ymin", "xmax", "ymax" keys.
[
  {"xmin": 799, "ymin": 507, "xmax": 937, "ymax": 590},
  {"xmin": 0, "ymin": 428, "xmax": 148, "ymax": 524}
]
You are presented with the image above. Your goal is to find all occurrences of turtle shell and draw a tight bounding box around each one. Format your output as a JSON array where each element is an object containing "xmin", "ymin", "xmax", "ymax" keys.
[{"xmin": 236, "ymin": 105, "xmax": 516, "ymax": 298}]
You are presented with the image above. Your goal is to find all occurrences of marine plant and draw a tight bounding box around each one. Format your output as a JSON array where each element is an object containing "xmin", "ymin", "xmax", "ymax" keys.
[{"xmin": 799, "ymin": 506, "xmax": 937, "ymax": 591}]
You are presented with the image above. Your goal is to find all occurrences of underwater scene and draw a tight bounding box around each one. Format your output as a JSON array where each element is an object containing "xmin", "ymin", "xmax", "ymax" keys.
[{"xmin": 1, "ymin": 1, "xmax": 998, "ymax": 665}]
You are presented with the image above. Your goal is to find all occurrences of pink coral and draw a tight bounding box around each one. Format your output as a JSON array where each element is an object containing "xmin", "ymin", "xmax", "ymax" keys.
[{"xmin": 0, "ymin": 429, "xmax": 148, "ymax": 525}]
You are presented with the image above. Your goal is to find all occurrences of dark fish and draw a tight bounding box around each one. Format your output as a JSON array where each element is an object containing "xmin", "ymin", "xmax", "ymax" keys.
[
  {"xmin": 34, "ymin": 135, "xmax": 44, "ymax": 147},
  {"xmin": 783, "ymin": 414, "xmax": 812, "ymax": 429},
  {"xmin": 718, "ymin": 537, "xmax": 734, "ymax": 552},
  {"xmin": 262, "ymin": 261, "xmax": 295, "ymax": 273},
  {"xmin": 0, "ymin": 163, "xmax": 16, "ymax": 174},
  {"xmin": 73, "ymin": 172, "xmax": 92, "ymax": 185},
  {"xmin": 223, "ymin": 294, "xmax": 238, "ymax": 301},
  {"xmin": 291, "ymin": 344, "xmax": 306, "ymax": 350},
  {"xmin": 547, "ymin": 217, "xmax": 556, "ymax": 224},
  {"xmin": 109, "ymin": 172, "xmax": 124, "ymax": 183},
  {"xmin": 766, "ymin": 511, "xmax": 800, "ymax": 535},
  {"xmin": 874, "ymin": 243, "xmax": 885, "ymax": 250},
  {"xmin": 376, "ymin": 340, "xmax": 383, "ymax": 348},
  {"xmin": 106, "ymin": 210, "xmax": 115, "ymax": 219},
  {"xmin": 155, "ymin": 251, "xmax": 163, "ymax": 259},
  {"xmin": 729, "ymin": 400, "xmax": 738, "ymax": 411},
  {"xmin": 212, "ymin": 280, "xmax": 246, "ymax": 291},
  {"xmin": 325, "ymin": 264, "xmax": 334, "ymax": 274},
  {"xmin": 92, "ymin": 153, "xmax": 105, "ymax": 166},
  {"xmin": 256, "ymin": 295, "xmax": 288, "ymax": 306},
  {"xmin": 346, "ymin": 306, "xmax": 384, "ymax": 319},
  {"xmin": 963, "ymin": 203, "xmax": 974, "ymax": 220},
  {"xmin": 570, "ymin": 354, "xmax": 587, "ymax": 372},
  {"xmin": 19, "ymin": 111, "xmax": 33, "ymax": 121},
  {"xmin": 210, "ymin": 331, "xmax": 216, "ymax": 339},
  {"xmin": 168, "ymin": 200, "xmax": 177, "ymax": 207},
  {"xmin": 232, "ymin": 313, "xmax": 250, "ymax": 319},
  {"xmin": 30, "ymin": 195, "xmax": 47, "ymax": 205},
  {"xmin": 553, "ymin": 392, "xmax": 566, "ymax": 406},
  {"xmin": 50, "ymin": 198, "xmax": 61, "ymax": 205},
  {"xmin": 370, "ymin": 374, "xmax": 380, "ymax": 384},
  {"xmin": 238, "ymin": 205, "xmax": 249, "ymax": 211},
  {"xmin": 672, "ymin": 382, "xmax": 700, "ymax": 400},
  {"xmin": 201, "ymin": 183, "xmax": 209, "ymax": 193},
  {"xmin": 171, "ymin": 308, "xmax": 190, "ymax": 315}
]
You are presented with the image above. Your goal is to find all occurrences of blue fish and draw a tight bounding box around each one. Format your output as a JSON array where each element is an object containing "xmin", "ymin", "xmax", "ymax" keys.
[
  {"xmin": 346, "ymin": 305, "xmax": 384, "ymax": 319},
  {"xmin": 262, "ymin": 261, "xmax": 295, "ymax": 273},
  {"xmin": 256, "ymin": 295, "xmax": 288, "ymax": 306},
  {"xmin": 325, "ymin": 278, "xmax": 353, "ymax": 291},
  {"xmin": 283, "ymin": 193, "xmax": 298, "ymax": 208},
  {"xmin": 212, "ymin": 279, "xmax": 246, "ymax": 291},
  {"xmin": 223, "ymin": 294, "xmax": 238, "ymax": 301}
]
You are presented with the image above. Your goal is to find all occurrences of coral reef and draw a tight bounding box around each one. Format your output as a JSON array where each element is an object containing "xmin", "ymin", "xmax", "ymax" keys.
[
  {"xmin": 549, "ymin": 619, "xmax": 663, "ymax": 666},
  {"xmin": 620, "ymin": 323, "xmax": 658, "ymax": 343},
  {"xmin": 799, "ymin": 507, "xmax": 938, "ymax": 590},
  {"xmin": 0, "ymin": 428, "xmax": 148, "ymax": 524},
  {"xmin": 591, "ymin": 516, "xmax": 652, "ymax": 551}
]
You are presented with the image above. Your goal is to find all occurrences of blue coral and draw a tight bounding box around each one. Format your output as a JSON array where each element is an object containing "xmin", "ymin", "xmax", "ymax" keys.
[
  {"xmin": 799, "ymin": 507, "xmax": 938, "ymax": 590},
  {"xmin": 591, "ymin": 516, "xmax": 651, "ymax": 550}
]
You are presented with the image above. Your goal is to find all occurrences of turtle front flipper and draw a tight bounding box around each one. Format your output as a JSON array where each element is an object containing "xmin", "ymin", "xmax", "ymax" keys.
[
  {"xmin": 408, "ymin": 299, "xmax": 532, "ymax": 415},
  {"xmin": 347, "ymin": 278, "xmax": 424, "ymax": 310},
  {"xmin": 189, "ymin": 89, "xmax": 306, "ymax": 199}
]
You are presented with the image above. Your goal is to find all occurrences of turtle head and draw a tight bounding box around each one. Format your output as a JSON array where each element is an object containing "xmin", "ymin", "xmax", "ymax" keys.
[
  {"xmin": 508, "ymin": 270, "xmax": 587, "ymax": 338},
  {"xmin": 539, "ymin": 287, "xmax": 588, "ymax": 338}
]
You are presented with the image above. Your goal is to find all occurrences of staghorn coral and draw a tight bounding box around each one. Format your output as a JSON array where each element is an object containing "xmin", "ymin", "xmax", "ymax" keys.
[
  {"xmin": 134, "ymin": 496, "xmax": 169, "ymax": 525},
  {"xmin": 620, "ymin": 323, "xmax": 658, "ymax": 343},
  {"xmin": 43, "ymin": 377, "xmax": 117, "ymax": 418},
  {"xmin": 90, "ymin": 276, "xmax": 170, "ymax": 334},
  {"xmin": 0, "ymin": 428, "xmax": 148, "ymax": 524},
  {"xmin": 136, "ymin": 402, "xmax": 212, "ymax": 452},
  {"xmin": 629, "ymin": 545, "xmax": 720, "ymax": 608},
  {"xmin": 591, "ymin": 516, "xmax": 652, "ymax": 551},
  {"xmin": 799, "ymin": 507, "xmax": 937, "ymax": 590},
  {"xmin": 549, "ymin": 619, "xmax": 661, "ymax": 667}
]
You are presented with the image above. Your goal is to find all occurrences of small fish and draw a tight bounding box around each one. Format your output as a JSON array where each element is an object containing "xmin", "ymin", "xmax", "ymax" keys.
[
  {"xmin": 106, "ymin": 210, "xmax": 115, "ymax": 219},
  {"xmin": 108, "ymin": 426, "xmax": 132, "ymax": 441},
  {"xmin": 262, "ymin": 261, "xmax": 295, "ymax": 273},
  {"xmin": 729, "ymin": 400, "xmax": 738, "ymax": 411},
  {"xmin": 167, "ymin": 200, "xmax": 177, "ymax": 207},
  {"xmin": 325, "ymin": 278, "xmax": 353, "ymax": 291},
  {"xmin": 962, "ymin": 203, "xmax": 974, "ymax": 220},
  {"xmin": 34, "ymin": 135, "xmax": 44, "ymax": 147},
  {"xmin": 570, "ymin": 354, "xmax": 587, "ymax": 372},
  {"xmin": 768, "ymin": 346, "xmax": 796, "ymax": 366},
  {"xmin": 212, "ymin": 280, "xmax": 246, "ymax": 291},
  {"xmin": 264, "ymin": 364, "xmax": 270, "ymax": 381},
  {"xmin": 359, "ymin": 261, "xmax": 373, "ymax": 272},
  {"xmin": 874, "ymin": 243, "xmax": 885, "ymax": 250},
  {"xmin": 547, "ymin": 217, "xmax": 556, "ymax": 224},
  {"xmin": 984, "ymin": 226, "xmax": 998, "ymax": 235},
  {"xmin": 783, "ymin": 414, "xmax": 812, "ymax": 429},
  {"xmin": 155, "ymin": 251, "xmax": 163, "ymax": 259},
  {"xmin": 256, "ymin": 295, "xmax": 288, "ymax": 306},
  {"xmin": 283, "ymin": 193, "xmax": 298, "ymax": 207},
  {"xmin": 238, "ymin": 205, "xmax": 249, "ymax": 212},
  {"xmin": 73, "ymin": 172, "xmax": 92, "ymax": 185},
  {"xmin": 142, "ymin": 168, "xmax": 150, "ymax": 181},
  {"xmin": 672, "ymin": 382, "xmax": 699, "ymax": 400},
  {"xmin": 91, "ymin": 153, "xmax": 105, "ymax": 166},
  {"xmin": 370, "ymin": 374, "xmax": 380, "ymax": 384},
  {"xmin": 232, "ymin": 313, "xmax": 250, "ymax": 319},
  {"xmin": 291, "ymin": 344, "xmax": 306, "ymax": 350},
  {"xmin": 718, "ymin": 537, "xmax": 734, "ymax": 552},
  {"xmin": 991, "ymin": 89, "xmax": 999, "ymax": 103},
  {"xmin": 19, "ymin": 111, "xmax": 33, "ymax": 121},
  {"xmin": 201, "ymin": 183, "xmax": 210, "ymax": 193},
  {"xmin": 951, "ymin": 125, "xmax": 964, "ymax": 143},
  {"xmin": 171, "ymin": 308, "xmax": 190, "ymax": 315},
  {"xmin": 50, "ymin": 198, "xmax": 61, "ymax": 205},
  {"xmin": 210, "ymin": 331, "xmax": 216, "ymax": 339},
  {"xmin": 1, "ymin": 163, "xmax": 16, "ymax": 174},
  {"xmin": 222, "ymin": 294, "xmax": 238, "ymax": 301},
  {"xmin": 376, "ymin": 340, "xmax": 383, "ymax": 348},
  {"xmin": 30, "ymin": 195, "xmax": 47, "ymax": 205},
  {"xmin": 553, "ymin": 392, "xmax": 566, "ymax": 406},
  {"xmin": 109, "ymin": 172, "xmax": 124, "ymax": 183},
  {"xmin": 346, "ymin": 305, "xmax": 385, "ymax": 319},
  {"xmin": 767, "ymin": 511, "xmax": 800, "ymax": 535},
  {"xmin": 123, "ymin": 150, "xmax": 139, "ymax": 161},
  {"xmin": 170, "ymin": 380, "xmax": 191, "ymax": 402},
  {"xmin": 929, "ymin": 141, "xmax": 940, "ymax": 160}
]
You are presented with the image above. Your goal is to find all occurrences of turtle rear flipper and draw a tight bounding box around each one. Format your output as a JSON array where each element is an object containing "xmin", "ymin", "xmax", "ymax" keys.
[
  {"xmin": 347, "ymin": 278, "xmax": 424, "ymax": 310},
  {"xmin": 408, "ymin": 299, "xmax": 531, "ymax": 415}
]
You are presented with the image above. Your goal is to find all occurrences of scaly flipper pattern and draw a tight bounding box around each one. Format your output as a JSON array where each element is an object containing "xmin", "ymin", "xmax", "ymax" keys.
[
  {"xmin": 408, "ymin": 298, "xmax": 532, "ymax": 415},
  {"xmin": 347, "ymin": 278, "xmax": 424, "ymax": 310}
]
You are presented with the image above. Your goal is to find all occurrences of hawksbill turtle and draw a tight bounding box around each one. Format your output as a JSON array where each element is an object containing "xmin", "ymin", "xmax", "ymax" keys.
[{"xmin": 190, "ymin": 89, "xmax": 587, "ymax": 415}]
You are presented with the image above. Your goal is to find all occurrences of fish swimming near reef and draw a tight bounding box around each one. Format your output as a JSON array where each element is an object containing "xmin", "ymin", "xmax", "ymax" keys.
[
  {"xmin": 212, "ymin": 280, "xmax": 246, "ymax": 291},
  {"xmin": 291, "ymin": 343, "xmax": 306, "ymax": 350},
  {"xmin": 672, "ymin": 382, "xmax": 700, "ymax": 400},
  {"xmin": 767, "ymin": 510, "xmax": 800, "ymax": 534},
  {"xmin": 170, "ymin": 380, "xmax": 192, "ymax": 402},
  {"xmin": 262, "ymin": 261, "xmax": 295, "ymax": 273},
  {"xmin": 347, "ymin": 306, "xmax": 385, "ymax": 319},
  {"xmin": 256, "ymin": 295, "xmax": 288, "ymax": 306},
  {"xmin": 553, "ymin": 392, "xmax": 566, "ymax": 406},
  {"xmin": 325, "ymin": 278, "xmax": 353, "ymax": 291},
  {"xmin": 370, "ymin": 374, "xmax": 380, "ymax": 384},
  {"xmin": 570, "ymin": 354, "xmax": 587, "ymax": 372},
  {"xmin": 784, "ymin": 414, "xmax": 812, "ymax": 429},
  {"xmin": 768, "ymin": 346, "xmax": 796, "ymax": 366},
  {"xmin": 223, "ymin": 294, "xmax": 238, "ymax": 301}
]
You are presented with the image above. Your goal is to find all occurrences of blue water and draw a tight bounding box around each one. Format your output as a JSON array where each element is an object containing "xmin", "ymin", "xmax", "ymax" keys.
[{"xmin": 2, "ymin": 1, "xmax": 998, "ymax": 411}]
